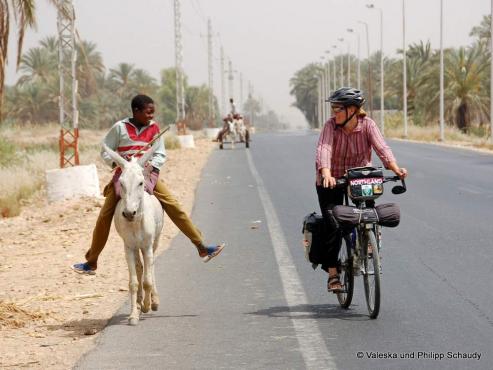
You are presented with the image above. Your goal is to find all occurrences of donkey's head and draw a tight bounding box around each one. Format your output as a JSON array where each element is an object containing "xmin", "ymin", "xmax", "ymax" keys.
[{"xmin": 102, "ymin": 143, "xmax": 157, "ymax": 222}]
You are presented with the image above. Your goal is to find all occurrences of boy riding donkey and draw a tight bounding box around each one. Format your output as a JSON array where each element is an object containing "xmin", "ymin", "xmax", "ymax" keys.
[{"xmin": 72, "ymin": 94, "xmax": 224, "ymax": 275}]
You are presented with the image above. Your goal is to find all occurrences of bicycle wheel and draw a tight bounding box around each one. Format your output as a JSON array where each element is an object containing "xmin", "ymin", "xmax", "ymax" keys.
[
  {"xmin": 337, "ymin": 235, "xmax": 354, "ymax": 308},
  {"xmin": 363, "ymin": 229, "xmax": 381, "ymax": 319}
]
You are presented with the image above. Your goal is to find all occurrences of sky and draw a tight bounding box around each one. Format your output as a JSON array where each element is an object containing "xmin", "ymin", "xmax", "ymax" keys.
[{"xmin": 4, "ymin": 0, "xmax": 492, "ymax": 128}]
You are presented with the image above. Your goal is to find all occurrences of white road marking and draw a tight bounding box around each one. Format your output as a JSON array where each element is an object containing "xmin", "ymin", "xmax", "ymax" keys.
[{"xmin": 246, "ymin": 150, "xmax": 337, "ymax": 370}]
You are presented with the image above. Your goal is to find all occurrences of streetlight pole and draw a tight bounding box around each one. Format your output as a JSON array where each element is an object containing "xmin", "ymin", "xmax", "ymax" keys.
[
  {"xmin": 402, "ymin": 0, "xmax": 408, "ymax": 138},
  {"xmin": 347, "ymin": 28, "xmax": 360, "ymax": 89},
  {"xmin": 367, "ymin": 3, "xmax": 385, "ymax": 135},
  {"xmin": 338, "ymin": 38, "xmax": 345, "ymax": 86},
  {"xmin": 325, "ymin": 50, "xmax": 332, "ymax": 95},
  {"xmin": 332, "ymin": 45, "xmax": 338, "ymax": 90},
  {"xmin": 490, "ymin": 0, "xmax": 493, "ymax": 144},
  {"xmin": 320, "ymin": 56, "xmax": 327, "ymax": 123},
  {"xmin": 317, "ymin": 75, "xmax": 322, "ymax": 128},
  {"xmin": 440, "ymin": 0, "xmax": 445, "ymax": 141},
  {"xmin": 359, "ymin": 20, "xmax": 373, "ymax": 117}
]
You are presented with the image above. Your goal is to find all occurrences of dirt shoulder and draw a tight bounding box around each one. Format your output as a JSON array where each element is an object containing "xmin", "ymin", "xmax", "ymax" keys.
[{"xmin": 0, "ymin": 138, "xmax": 215, "ymax": 369}]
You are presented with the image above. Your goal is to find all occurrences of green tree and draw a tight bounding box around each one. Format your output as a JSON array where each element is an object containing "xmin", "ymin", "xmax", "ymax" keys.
[
  {"xmin": 289, "ymin": 63, "xmax": 322, "ymax": 127},
  {"xmin": 0, "ymin": 0, "xmax": 37, "ymax": 121},
  {"xmin": 185, "ymin": 84, "xmax": 210, "ymax": 130}
]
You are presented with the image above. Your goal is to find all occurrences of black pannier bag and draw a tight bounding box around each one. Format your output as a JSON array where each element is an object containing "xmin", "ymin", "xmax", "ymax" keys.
[
  {"xmin": 347, "ymin": 166, "xmax": 384, "ymax": 201},
  {"xmin": 302, "ymin": 212, "xmax": 330, "ymax": 266},
  {"xmin": 375, "ymin": 203, "xmax": 400, "ymax": 227},
  {"xmin": 332, "ymin": 203, "xmax": 400, "ymax": 228}
]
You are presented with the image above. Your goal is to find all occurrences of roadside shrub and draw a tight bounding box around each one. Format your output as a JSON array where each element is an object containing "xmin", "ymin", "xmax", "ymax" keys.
[{"xmin": 164, "ymin": 134, "xmax": 181, "ymax": 150}]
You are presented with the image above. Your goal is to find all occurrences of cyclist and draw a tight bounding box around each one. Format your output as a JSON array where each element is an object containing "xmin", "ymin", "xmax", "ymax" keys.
[{"xmin": 315, "ymin": 87, "xmax": 407, "ymax": 292}]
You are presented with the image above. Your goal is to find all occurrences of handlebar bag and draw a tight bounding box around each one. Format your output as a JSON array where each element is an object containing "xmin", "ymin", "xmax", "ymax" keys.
[
  {"xmin": 375, "ymin": 203, "xmax": 400, "ymax": 227},
  {"xmin": 347, "ymin": 167, "xmax": 384, "ymax": 201}
]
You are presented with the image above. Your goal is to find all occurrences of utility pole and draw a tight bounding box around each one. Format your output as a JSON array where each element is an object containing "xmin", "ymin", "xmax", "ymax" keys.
[
  {"xmin": 174, "ymin": 0, "xmax": 185, "ymax": 122},
  {"xmin": 220, "ymin": 46, "xmax": 226, "ymax": 115},
  {"xmin": 207, "ymin": 18, "xmax": 214, "ymax": 126},
  {"xmin": 57, "ymin": 0, "xmax": 79, "ymax": 168},
  {"xmin": 228, "ymin": 59, "xmax": 234, "ymax": 103}
]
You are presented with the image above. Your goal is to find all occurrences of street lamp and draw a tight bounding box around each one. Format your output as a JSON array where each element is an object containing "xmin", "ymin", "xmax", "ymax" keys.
[
  {"xmin": 491, "ymin": 0, "xmax": 493, "ymax": 144},
  {"xmin": 320, "ymin": 56, "xmax": 327, "ymax": 123},
  {"xmin": 347, "ymin": 28, "xmax": 361, "ymax": 89},
  {"xmin": 332, "ymin": 45, "xmax": 338, "ymax": 90},
  {"xmin": 325, "ymin": 50, "xmax": 332, "ymax": 95},
  {"xmin": 439, "ymin": 0, "xmax": 444, "ymax": 141},
  {"xmin": 367, "ymin": 3, "xmax": 385, "ymax": 135},
  {"xmin": 358, "ymin": 20, "xmax": 373, "ymax": 117},
  {"xmin": 402, "ymin": 0, "xmax": 408, "ymax": 138},
  {"xmin": 337, "ymin": 37, "xmax": 345, "ymax": 86}
]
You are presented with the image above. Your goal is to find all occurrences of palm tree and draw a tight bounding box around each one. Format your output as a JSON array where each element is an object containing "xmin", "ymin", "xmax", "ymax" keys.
[
  {"xmin": 132, "ymin": 68, "xmax": 157, "ymax": 96},
  {"xmin": 185, "ymin": 84, "xmax": 210, "ymax": 130},
  {"xmin": 17, "ymin": 46, "xmax": 57, "ymax": 85},
  {"xmin": 289, "ymin": 63, "xmax": 322, "ymax": 127},
  {"xmin": 76, "ymin": 40, "xmax": 105, "ymax": 97},
  {"xmin": 444, "ymin": 45, "xmax": 490, "ymax": 132},
  {"xmin": 109, "ymin": 63, "xmax": 136, "ymax": 93},
  {"xmin": 0, "ymin": 0, "xmax": 37, "ymax": 121}
]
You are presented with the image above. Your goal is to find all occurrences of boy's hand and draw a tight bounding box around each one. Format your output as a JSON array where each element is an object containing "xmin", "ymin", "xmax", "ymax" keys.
[{"xmin": 145, "ymin": 168, "xmax": 160, "ymax": 194}]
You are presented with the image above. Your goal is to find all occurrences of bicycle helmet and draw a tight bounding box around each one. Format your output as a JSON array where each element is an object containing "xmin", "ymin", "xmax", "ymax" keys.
[{"xmin": 326, "ymin": 87, "xmax": 366, "ymax": 107}]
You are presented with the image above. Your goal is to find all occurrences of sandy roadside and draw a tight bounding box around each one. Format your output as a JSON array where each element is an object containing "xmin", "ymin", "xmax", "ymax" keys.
[{"xmin": 0, "ymin": 138, "xmax": 215, "ymax": 369}]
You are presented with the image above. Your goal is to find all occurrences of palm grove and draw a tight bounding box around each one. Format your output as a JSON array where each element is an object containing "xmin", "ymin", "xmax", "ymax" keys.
[
  {"xmin": 0, "ymin": 1, "xmax": 287, "ymax": 130},
  {"xmin": 290, "ymin": 14, "xmax": 493, "ymax": 137}
]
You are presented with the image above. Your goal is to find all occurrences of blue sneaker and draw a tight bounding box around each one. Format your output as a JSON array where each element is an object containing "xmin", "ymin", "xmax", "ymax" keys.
[
  {"xmin": 71, "ymin": 262, "xmax": 96, "ymax": 275},
  {"xmin": 202, "ymin": 243, "xmax": 225, "ymax": 263}
]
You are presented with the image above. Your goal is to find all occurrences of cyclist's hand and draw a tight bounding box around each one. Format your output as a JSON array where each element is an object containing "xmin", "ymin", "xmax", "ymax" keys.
[
  {"xmin": 395, "ymin": 167, "xmax": 408, "ymax": 179},
  {"xmin": 321, "ymin": 168, "xmax": 336, "ymax": 188}
]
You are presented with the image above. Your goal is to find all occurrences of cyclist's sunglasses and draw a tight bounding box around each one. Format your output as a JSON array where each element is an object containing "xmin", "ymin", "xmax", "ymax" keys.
[{"xmin": 331, "ymin": 105, "xmax": 345, "ymax": 113}]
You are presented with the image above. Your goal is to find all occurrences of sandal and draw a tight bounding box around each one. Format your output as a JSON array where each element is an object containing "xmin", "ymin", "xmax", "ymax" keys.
[
  {"xmin": 327, "ymin": 275, "xmax": 343, "ymax": 293},
  {"xmin": 201, "ymin": 243, "xmax": 225, "ymax": 263}
]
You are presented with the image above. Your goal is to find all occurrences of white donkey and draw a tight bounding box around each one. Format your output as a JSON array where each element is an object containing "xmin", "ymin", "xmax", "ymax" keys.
[
  {"xmin": 224, "ymin": 120, "xmax": 237, "ymax": 149},
  {"xmin": 103, "ymin": 143, "xmax": 164, "ymax": 326}
]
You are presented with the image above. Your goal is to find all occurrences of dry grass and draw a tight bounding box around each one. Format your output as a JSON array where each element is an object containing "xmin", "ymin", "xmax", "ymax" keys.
[
  {"xmin": 0, "ymin": 301, "xmax": 48, "ymax": 329},
  {"xmin": 382, "ymin": 112, "xmax": 493, "ymax": 151},
  {"xmin": 0, "ymin": 123, "xmax": 183, "ymax": 218}
]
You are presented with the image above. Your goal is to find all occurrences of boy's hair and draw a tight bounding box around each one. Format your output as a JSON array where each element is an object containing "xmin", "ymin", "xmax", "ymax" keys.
[{"xmin": 131, "ymin": 95, "xmax": 154, "ymax": 112}]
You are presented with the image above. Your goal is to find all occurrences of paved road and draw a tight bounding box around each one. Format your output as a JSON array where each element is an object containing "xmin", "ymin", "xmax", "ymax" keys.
[{"xmin": 76, "ymin": 132, "xmax": 492, "ymax": 370}]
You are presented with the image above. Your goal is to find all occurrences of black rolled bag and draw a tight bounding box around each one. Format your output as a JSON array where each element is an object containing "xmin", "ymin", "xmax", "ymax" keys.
[
  {"xmin": 332, "ymin": 203, "xmax": 400, "ymax": 228},
  {"xmin": 302, "ymin": 212, "xmax": 327, "ymax": 265}
]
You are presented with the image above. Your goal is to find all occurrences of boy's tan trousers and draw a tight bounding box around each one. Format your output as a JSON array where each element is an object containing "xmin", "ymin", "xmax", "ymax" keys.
[{"xmin": 85, "ymin": 176, "xmax": 203, "ymax": 269}]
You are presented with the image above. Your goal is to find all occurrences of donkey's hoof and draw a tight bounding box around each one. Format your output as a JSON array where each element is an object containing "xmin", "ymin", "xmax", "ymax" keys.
[
  {"xmin": 151, "ymin": 303, "xmax": 159, "ymax": 311},
  {"xmin": 128, "ymin": 317, "xmax": 139, "ymax": 326},
  {"xmin": 141, "ymin": 305, "xmax": 150, "ymax": 313}
]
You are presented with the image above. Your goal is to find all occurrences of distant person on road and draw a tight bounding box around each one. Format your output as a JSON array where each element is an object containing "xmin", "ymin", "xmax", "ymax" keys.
[
  {"xmin": 315, "ymin": 87, "xmax": 407, "ymax": 292},
  {"xmin": 72, "ymin": 94, "xmax": 224, "ymax": 275},
  {"xmin": 229, "ymin": 98, "xmax": 237, "ymax": 116}
]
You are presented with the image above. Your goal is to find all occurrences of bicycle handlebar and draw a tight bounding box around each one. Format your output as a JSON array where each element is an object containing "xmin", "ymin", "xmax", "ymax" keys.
[{"xmin": 332, "ymin": 173, "xmax": 407, "ymax": 194}]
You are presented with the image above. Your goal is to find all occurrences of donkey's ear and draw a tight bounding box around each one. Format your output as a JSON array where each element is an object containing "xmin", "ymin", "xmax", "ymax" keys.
[
  {"xmin": 102, "ymin": 143, "xmax": 127, "ymax": 169},
  {"xmin": 138, "ymin": 141, "xmax": 159, "ymax": 168}
]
